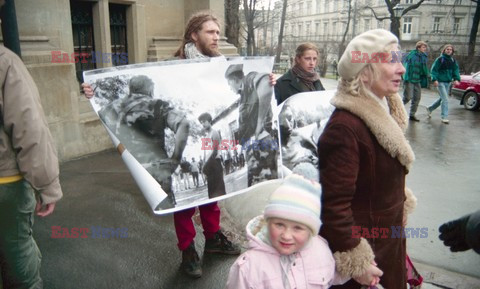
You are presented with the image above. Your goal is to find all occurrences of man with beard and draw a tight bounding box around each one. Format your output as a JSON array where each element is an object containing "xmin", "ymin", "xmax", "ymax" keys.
[
  {"xmin": 83, "ymin": 11, "xmax": 277, "ymax": 279},
  {"xmin": 170, "ymin": 12, "xmax": 244, "ymax": 279},
  {"xmin": 83, "ymin": 12, "xmax": 241, "ymax": 279}
]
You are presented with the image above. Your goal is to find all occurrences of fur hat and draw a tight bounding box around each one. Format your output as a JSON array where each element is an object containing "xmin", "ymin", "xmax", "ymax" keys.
[
  {"xmin": 338, "ymin": 29, "xmax": 399, "ymax": 81},
  {"xmin": 263, "ymin": 174, "xmax": 322, "ymax": 234}
]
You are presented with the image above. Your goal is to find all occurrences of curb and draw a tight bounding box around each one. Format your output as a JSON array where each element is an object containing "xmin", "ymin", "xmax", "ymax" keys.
[{"xmin": 412, "ymin": 259, "xmax": 480, "ymax": 289}]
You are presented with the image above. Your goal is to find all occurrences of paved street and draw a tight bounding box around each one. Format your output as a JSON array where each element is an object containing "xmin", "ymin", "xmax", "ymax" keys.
[{"xmin": 32, "ymin": 77, "xmax": 480, "ymax": 289}]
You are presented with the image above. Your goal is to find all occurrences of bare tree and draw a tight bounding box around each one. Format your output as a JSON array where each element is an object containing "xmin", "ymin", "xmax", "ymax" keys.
[
  {"xmin": 275, "ymin": 0, "xmax": 288, "ymax": 63},
  {"xmin": 339, "ymin": 0, "xmax": 353, "ymax": 61},
  {"xmin": 466, "ymin": 0, "xmax": 479, "ymax": 73},
  {"xmin": 365, "ymin": 0, "xmax": 426, "ymax": 39},
  {"xmin": 225, "ymin": 0, "xmax": 241, "ymax": 47},
  {"xmin": 243, "ymin": 0, "xmax": 258, "ymax": 56}
]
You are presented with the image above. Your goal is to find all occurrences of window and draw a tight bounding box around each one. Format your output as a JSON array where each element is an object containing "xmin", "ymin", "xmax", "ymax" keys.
[
  {"xmin": 433, "ymin": 17, "xmax": 441, "ymax": 33},
  {"xmin": 333, "ymin": 0, "xmax": 338, "ymax": 11},
  {"xmin": 307, "ymin": 1, "xmax": 312, "ymax": 13},
  {"xmin": 405, "ymin": 0, "xmax": 413, "ymax": 3},
  {"xmin": 109, "ymin": 3, "xmax": 128, "ymax": 66},
  {"xmin": 316, "ymin": 0, "xmax": 321, "ymax": 13},
  {"xmin": 323, "ymin": 22, "xmax": 328, "ymax": 37},
  {"xmin": 70, "ymin": 0, "xmax": 96, "ymax": 82},
  {"xmin": 453, "ymin": 17, "xmax": 461, "ymax": 34},
  {"xmin": 315, "ymin": 22, "xmax": 320, "ymax": 36},
  {"xmin": 299, "ymin": 2, "xmax": 304, "ymax": 14},
  {"xmin": 306, "ymin": 23, "xmax": 311, "ymax": 36},
  {"xmin": 298, "ymin": 24, "xmax": 303, "ymax": 36},
  {"xmin": 403, "ymin": 17, "xmax": 412, "ymax": 34},
  {"xmin": 325, "ymin": 0, "xmax": 329, "ymax": 13},
  {"xmin": 364, "ymin": 19, "xmax": 371, "ymax": 31},
  {"xmin": 332, "ymin": 21, "xmax": 337, "ymax": 38}
]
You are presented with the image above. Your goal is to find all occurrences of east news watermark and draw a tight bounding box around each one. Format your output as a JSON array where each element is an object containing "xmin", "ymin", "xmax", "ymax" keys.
[
  {"xmin": 51, "ymin": 51, "xmax": 128, "ymax": 65},
  {"xmin": 349, "ymin": 51, "xmax": 427, "ymax": 64},
  {"xmin": 201, "ymin": 138, "xmax": 279, "ymax": 151},
  {"xmin": 352, "ymin": 226, "xmax": 429, "ymax": 239},
  {"xmin": 51, "ymin": 226, "xmax": 128, "ymax": 239}
]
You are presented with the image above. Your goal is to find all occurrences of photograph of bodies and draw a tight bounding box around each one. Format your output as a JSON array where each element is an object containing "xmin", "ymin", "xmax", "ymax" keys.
[
  {"xmin": 84, "ymin": 57, "xmax": 279, "ymax": 214},
  {"xmin": 277, "ymin": 90, "xmax": 335, "ymax": 175}
]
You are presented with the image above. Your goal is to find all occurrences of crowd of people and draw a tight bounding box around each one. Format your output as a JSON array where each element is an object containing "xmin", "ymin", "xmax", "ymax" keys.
[{"xmin": 2, "ymin": 2, "xmax": 478, "ymax": 288}]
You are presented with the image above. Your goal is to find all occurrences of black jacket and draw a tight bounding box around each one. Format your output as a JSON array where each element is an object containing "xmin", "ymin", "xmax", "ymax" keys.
[{"xmin": 274, "ymin": 69, "xmax": 325, "ymax": 105}]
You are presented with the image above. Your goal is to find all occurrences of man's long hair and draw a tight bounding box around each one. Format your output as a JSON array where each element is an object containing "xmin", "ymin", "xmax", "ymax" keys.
[{"xmin": 174, "ymin": 11, "xmax": 220, "ymax": 59}]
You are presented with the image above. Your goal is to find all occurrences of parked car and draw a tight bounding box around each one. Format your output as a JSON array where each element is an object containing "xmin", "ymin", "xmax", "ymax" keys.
[{"xmin": 451, "ymin": 71, "xmax": 480, "ymax": 110}]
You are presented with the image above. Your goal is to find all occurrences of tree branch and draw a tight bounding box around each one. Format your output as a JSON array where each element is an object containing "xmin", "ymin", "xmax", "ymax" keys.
[
  {"xmin": 401, "ymin": 0, "xmax": 427, "ymax": 16},
  {"xmin": 364, "ymin": 6, "xmax": 390, "ymax": 21}
]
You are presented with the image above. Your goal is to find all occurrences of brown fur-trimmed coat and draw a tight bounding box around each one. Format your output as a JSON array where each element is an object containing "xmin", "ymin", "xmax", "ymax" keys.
[{"xmin": 317, "ymin": 88, "xmax": 416, "ymax": 289}]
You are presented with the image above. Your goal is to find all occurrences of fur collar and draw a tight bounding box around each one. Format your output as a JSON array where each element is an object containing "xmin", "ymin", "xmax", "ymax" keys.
[{"xmin": 331, "ymin": 90, "xmax": 415, "ymax": 170}]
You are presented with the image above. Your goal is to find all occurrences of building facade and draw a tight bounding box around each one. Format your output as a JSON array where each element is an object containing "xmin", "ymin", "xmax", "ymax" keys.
[
  {"xmin": 277, "ymin": 0, "xmax": 479, "ymax": 72},
  {"xmin": 0, "ymin": 0, "xmax": 237, "ymax": 161}
]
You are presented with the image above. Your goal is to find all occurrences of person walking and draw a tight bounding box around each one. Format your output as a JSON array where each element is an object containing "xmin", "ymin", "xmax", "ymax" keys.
[
  {"xmin": 198, "ymin": 113, "xmax": 226, "ymax": 199},
  {"xmin": 403, "ymin": 41, "xmax": 430, "ymax": 121},
  {"xmin": 0, "ymin": 45, "xmax": 63, "ymax": 288},
  {"xmin": 190, "ymin": 157, "xmax": 200, "ymax": 188},
  {"xmin": 274, "ymin": 43, "xmax": 325, "ymax": 105},
  {"xmin": 426, "ymin": 44, "xmax": 460, "ymax": 124},
  {"xmin": 318, "ymin": 29, "xmax": 417, "ymax": 289}
]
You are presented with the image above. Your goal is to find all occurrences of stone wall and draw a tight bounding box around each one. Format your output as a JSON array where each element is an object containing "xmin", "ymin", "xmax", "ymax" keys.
[{"xmin": 1, "ymin": 0, "xmax": 237, "ymax": 162}]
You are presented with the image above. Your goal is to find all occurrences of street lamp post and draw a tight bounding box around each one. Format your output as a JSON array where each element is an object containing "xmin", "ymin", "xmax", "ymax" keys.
[{"xmin": 391, "ymin": 4, "xmax": 405, "ymax": 39}]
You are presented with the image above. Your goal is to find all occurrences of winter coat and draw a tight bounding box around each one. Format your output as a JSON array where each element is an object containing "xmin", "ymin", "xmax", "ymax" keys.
[
  {"xmin": 274, "ymin": 69, "xmax": 325, "ymax": 105},
  {"xmin": 317, "ymin": 88, "xmax": 417, "ymax": 289},
  {"xmin": 403, "ymin": 49, "xmax": 430, "ymax": 87},
  {"xmin": 227, "ymin": 215, "xmax": 346, "ymax": 289},
  {"xmin": 430, "ymin": 54, "xmax": 460, "ymax": 83},
  {"xmin": 0, "ymin": 46, "xmax": 62, "ymax": 204}
]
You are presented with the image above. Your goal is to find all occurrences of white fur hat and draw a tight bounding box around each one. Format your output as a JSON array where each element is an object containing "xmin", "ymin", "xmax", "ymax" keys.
[{"xmin": 338, "ymin": 29, "xmax": 399, "ymax": 81}]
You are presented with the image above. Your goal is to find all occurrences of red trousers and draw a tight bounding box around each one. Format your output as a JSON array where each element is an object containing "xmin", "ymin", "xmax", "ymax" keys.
[{"xmin": 173, "ymin": 202, "xmax": 220, "ymax": 251}]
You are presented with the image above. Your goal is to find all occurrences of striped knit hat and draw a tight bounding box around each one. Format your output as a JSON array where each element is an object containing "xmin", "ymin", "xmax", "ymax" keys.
[{"xmin": 263, "ymin": 174, "xmax": 322, "ymax": 234}]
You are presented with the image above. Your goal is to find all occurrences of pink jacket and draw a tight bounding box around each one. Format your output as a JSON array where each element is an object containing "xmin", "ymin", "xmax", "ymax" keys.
[{"xmin": 227, "ymin": 216, "xmax": 346, "ymax": 289}]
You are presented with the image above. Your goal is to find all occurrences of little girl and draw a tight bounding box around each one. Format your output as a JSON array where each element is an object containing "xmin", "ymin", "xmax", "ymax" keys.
[{"xmin": 226, "ymin": 174, "xmax": 348, "ymax": 289}]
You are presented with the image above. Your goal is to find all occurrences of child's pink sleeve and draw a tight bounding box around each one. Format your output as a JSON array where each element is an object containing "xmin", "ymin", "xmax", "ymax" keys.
[{"xmin": 226, "ymin": 254, "xmax": 253, "ymax": 289}]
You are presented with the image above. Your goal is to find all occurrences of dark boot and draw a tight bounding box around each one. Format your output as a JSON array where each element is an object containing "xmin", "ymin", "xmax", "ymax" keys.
[
  {"xmin": 181, "ymin": 242, "xmax": 202, "ymax": 278},
  {"xmin": 204, "ymin": 230, "xmax": 241, "ymax": 255}
]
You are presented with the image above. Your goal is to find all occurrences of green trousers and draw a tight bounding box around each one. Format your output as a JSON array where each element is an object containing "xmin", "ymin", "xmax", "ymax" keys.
[{"xmin": 0, "ymin": 180, "xmax": 42, "ymax": 289}]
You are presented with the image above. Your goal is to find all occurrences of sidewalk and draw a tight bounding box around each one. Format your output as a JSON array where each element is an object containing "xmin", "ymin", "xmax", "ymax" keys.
[
  {"xmin": 31, "ymin": 81, "xmax": 479, "ymax": 288},
  {"xmin": 223, "ymin": 185, "xmax": 480, "ymax": 289}
]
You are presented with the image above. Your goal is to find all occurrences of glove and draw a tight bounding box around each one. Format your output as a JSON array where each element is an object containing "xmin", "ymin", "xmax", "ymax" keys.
[{"xmin": 439, "ymin": 214, "xmax": 471, "ymax": 252}]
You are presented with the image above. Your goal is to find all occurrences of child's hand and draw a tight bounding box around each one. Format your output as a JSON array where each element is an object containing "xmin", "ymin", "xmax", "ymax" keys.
[{"xmin": 354, "ymin": 261, "xmax": 383, "ymax": 286}]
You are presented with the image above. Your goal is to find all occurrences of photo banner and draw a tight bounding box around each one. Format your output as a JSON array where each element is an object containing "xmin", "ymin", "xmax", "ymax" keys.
[
  {"xmin": 84, "ymin": 57, "xmax": 335, "ymax": 214},
  {"xmin": 84, "ymin": 57, "xmax": 283, "ymax": 214}
]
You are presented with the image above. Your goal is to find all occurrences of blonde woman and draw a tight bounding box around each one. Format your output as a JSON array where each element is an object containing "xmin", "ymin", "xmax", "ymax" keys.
[{"xmin": 317, "ymin": 29, "xmax": 417, "ymax": 289}]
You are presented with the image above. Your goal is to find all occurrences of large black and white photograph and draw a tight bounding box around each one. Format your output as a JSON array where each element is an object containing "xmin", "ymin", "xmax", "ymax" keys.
[
  {"xmin": 277, "ymin": 91, "xmax": 335, "ymax": 174},
  {"xmin": 83, "ymin": 57, "xmax": 279, "ymax": 214}
]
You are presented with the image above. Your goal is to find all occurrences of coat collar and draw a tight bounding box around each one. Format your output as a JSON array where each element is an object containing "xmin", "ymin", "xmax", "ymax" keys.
[
  {"xmin": 331, "ymin": 90, "xmax": 415, "ymax": 170},
  {"xmin": 282, "ymin": 69, "xmax": 304, "ymax": 92}
]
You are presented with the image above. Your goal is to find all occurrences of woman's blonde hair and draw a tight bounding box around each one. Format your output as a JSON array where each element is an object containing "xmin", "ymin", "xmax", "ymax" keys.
[{"xmin": 337, "ymin": 43, "xmax": 400, "ymax": 96}]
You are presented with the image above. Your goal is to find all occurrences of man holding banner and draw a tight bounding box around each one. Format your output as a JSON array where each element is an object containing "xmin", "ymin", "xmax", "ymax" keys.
[{"xmin": 171, "ymin": 12, "xmax": 242, "ymax": 279}]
